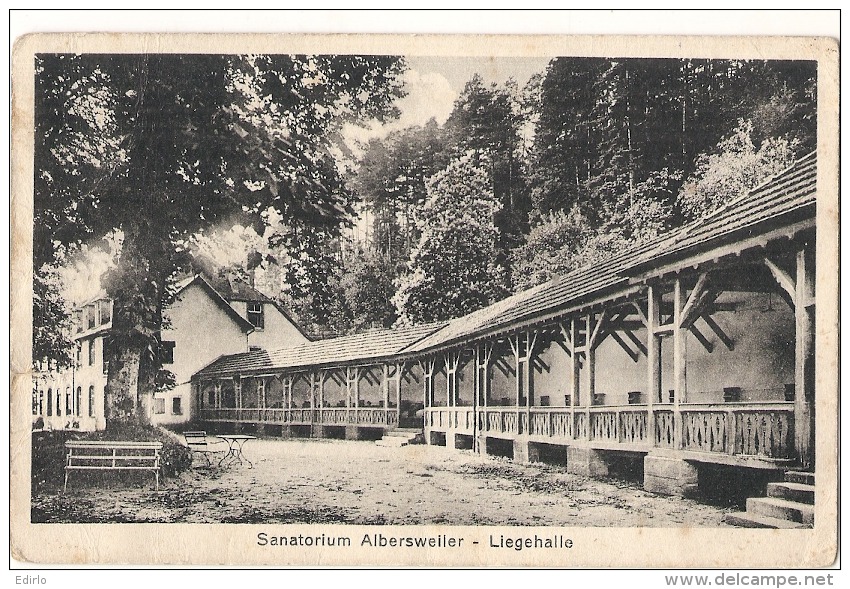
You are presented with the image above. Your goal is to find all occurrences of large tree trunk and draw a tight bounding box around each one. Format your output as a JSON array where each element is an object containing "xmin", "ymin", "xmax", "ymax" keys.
[
  {"xmin": 105, "ymin": 344, "xmax": 145, "ymax": 428},
  {"xmin": 102, "ymin": 229, "xmax": 169, "ymax": 430}
]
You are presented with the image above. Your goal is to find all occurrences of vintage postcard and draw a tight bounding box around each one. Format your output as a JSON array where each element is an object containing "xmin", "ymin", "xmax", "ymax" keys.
[{"xmin": 10, "ymin": 31, "xmax": 839, "ymax": 568}]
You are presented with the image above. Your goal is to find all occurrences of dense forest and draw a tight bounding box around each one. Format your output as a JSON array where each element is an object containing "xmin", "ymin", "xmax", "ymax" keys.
[
  {"xmin": 33, "ymin": 54, "xmax": 815, "ymax": 425},
  {"xmin": 268, "ymin": 57, "xmax": 816, "ymax": 335}
]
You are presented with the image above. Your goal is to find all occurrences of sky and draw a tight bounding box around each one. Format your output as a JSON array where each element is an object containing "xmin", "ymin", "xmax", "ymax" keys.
[{"xmin": 341, "ymin": 55, "xmax": 552, "ymax": 152}]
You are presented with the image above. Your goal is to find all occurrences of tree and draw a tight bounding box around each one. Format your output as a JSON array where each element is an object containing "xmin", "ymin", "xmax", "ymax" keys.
[
  {"xmin": 394, "ymin": 154, "xmax": 509, "ymax": 324},
  {"xmin": 350, "ymin": 119, "xmax": 449, "ymax": 262},
  {"xmin": 444, "ymin": 75, "xmax": 531, "ymax": 260},
  {"xmin": 339, "ymin": 247, "xmax": 399, "ymax": 331},
  {"xmin": 677, "ymin": 121, "xmax": 799, "ymax": 221},
  {"xmin": 34, "ymin": 53, "xmax": 406, "ymax": 427},
  {"xmin": 527, "ymin": 58, "xmax": 606, "ymax": 217}
]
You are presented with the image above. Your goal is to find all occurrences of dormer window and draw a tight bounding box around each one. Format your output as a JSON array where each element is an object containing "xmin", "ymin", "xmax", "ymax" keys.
[
  {"xmin": 99, "ymin": 300, "xmax": 111, "ymax": 324},
  {"xmin": 247, "ymin": 302, "xmax": 264, "ymax": 329}
]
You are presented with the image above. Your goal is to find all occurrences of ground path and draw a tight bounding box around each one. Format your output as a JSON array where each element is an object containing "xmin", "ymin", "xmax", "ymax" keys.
[{"xmin": 33, "ymin": 438, "xmax": 732, "ymax": 526}]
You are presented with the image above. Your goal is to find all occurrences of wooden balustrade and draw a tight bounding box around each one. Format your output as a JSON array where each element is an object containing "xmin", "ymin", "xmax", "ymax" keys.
[
  {"xmin": 199, "ymin": 406, "xmax": 400, "ymax": 428},
  {"xmin": 199, "ymin": 401, "xmax": 794, "ymax": 461}
]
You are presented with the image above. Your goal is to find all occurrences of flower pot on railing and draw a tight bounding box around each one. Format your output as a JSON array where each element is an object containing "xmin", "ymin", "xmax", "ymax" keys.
[
  {"xmin": 592, "ymin": 393, "xmax": 605, "ymax": 406},
  {"xmin": 627, "ymin": 391, "xmax": 643, "ymax": 405},
  {"xmin": 668, "ymin": 389, "xmax": 675, "ymax": 403},
  {"xmin": 784, "ymin": 383, "xmax": 795, "ymax": 402},
  {"xmin": 723, "ymin": 387, "xmax": 741, "ymax": 403},
  {"xmin": 563, "ymin": 395, "xmax": 571, "ymax": 406}
]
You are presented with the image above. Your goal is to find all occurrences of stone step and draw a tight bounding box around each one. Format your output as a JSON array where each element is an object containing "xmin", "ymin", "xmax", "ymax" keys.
[
  {"xmin": 385, "ymin": 429, "xmax": 421, "ymax": 438},
  {"xmin": 723, "ymin": 512, "xmax": 808, "ymax": 529},
  {"xmin": 767, "ymin": 481, "xmax": 815, "ymax": 504},
  {"xmin": 375, "ymin": 437, "xmax": 408, "ymax": 447},
  {"xmin": 746, "ymin": 497, "xmax": 814, "ymax": 526},
  {"xmin": 785, "ymin": 471, "xmax": 814, "ymax": 486}
]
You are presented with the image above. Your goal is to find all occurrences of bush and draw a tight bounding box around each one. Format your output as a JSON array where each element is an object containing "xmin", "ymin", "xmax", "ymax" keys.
[{"xmin": 32, "ymin": 423, "xmax": 192, "ymax": 493}]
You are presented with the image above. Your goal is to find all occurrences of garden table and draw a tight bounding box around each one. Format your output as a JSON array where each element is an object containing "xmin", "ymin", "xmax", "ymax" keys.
[{"xmin": 217, "ymin": 434, "xmax": 256, "ymax": 468}]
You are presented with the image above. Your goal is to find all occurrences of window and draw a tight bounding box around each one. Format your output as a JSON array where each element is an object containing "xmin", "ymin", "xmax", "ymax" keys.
[
  {"xmin": 172, "ymin": 397, "xmax": 183, "ymax": 416},
  {"xmin": 65, "ymin": 387, "xmax": 72, "ymax": 415},
  {"xmin": 247, "ymin": 302, "xmax": 264, "ymax": 329},
  {"xmin": 75, "ymin": 344, "xmax": 82, "ymax": 367},
  {"xmin": 56, "ymin": 389, "xmax": 62, "ymax": 416},
  {"xmin": 100, "ymin": 300, "xmax": 111, "ymax": 324},
  {"xmin": 38, "ymin": 391, "xmax": 44, "ymax": 415},
  {"xmin": 47, "ymin": 388, "xmax": 53, "ymax": 416},
  {"xmin": 153, "ymin": 398, "xmax": 166, "ymax": 415},
  {"xmin": 76, "ymin": 386, "xmax": 82, "ymax": 416},
  {"xmin": 32, "ymin": 389, "xmax": 39, "ymax": 415},
  {"xmin": 88, "ymin": 339, "xmax": 96, "ymax": 366},
  {"xmin": 88, "ymin": 386, "xmax": 95, "ymax": 417},
  {"xmin": 161, "ymin": 341, "xmax": 175, "ymax": 365},
  {"xmin": 102, "ymin": 339, "xmax": 109, "ymax": 374},
  {"xmin": 87, "ymin": 305, "xmax": 96, "ymax": 329}
]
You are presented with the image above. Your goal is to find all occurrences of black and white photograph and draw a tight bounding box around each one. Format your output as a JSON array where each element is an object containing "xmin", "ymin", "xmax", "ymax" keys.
[{"xmin": 10, "ymin": 20, "xmax": 839, "ymax": 569}]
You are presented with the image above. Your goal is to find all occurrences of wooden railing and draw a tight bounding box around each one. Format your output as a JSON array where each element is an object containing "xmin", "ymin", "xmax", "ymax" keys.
[
  {"xmin": 426, "ymin": 402, "xmax": 795, "ymax": 460},
  {"xmin": 200, "ymin": 407, "xmax": 399, "ymax": 428},
  {"xmin": 680, "ymin": 403, "xmax": 794, "ymax": 459},
  {"xmin": 426, "ymin": 408, "xmax": 474, "ymax": 432},
  {"xmin": 202, "ymin": 401, "xmax": 795, "ymax": 460}
]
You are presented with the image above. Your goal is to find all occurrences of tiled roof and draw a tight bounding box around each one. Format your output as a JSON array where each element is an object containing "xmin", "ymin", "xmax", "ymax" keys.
[
  {"xmin": 194, "ymin": 322, "xmax": 446, "ymax": 378},
  {"xmin": 206, "ymin": 275, "xmax": 275, "ymax": 304},
  {"xmin": 407, "ymin": 152, "xmax": 817, "ymax": 352}
]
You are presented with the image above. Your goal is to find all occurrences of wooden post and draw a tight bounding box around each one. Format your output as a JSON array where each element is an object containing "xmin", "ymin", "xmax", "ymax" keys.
[
  {"xmin": 795, "ymin": 247, "xmax": 815, "ymax": 469},
  {"xmin": 568, "ymin": 319, "xmax": 579, "ymax": 440},
  {"xmin": 353, "ymin": 367, "xmax": 360, "ymax": 411},
  {"xmin": 318, "ymin": 371, "xmax": 325, "ymax": 410},
  {"xmin": 345, "ymin": 367, "xmax": 352, "ymax": 424},
  {"xmin": 525, "ymin": 331, "xmax": 535, "ymax": 435},
  {"xmin": 286, "ymin": 375, "xmax": 293, "ymax": 412},
  {"xmin": 394, "ymin": 363, "xmax": 403, "ymax": 425},
  {"xmin": 382, "ymin": 364, "xmax": 390, "ymax": 410},
  {"xmin": 647, "ymin": 286, "xmax": 661, "ymax": 446},
  {"xmin": 673, "ymin": 278, "xmax": 687, "ymax": 450},
  {"xmin": 235, "ymin": 376, "xmax": 242, "ymax": 412},
  {"xmin": 583, "ymin": 314, "xmax": 594, "ymax": 441},
  {"xmin": 214, "ymin": 381, "xmax": 222, "ymax": 409}
]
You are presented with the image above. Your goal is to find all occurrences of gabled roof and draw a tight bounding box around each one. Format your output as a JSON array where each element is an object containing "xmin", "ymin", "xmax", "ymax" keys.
[
  {"xmin": 172, "ymin": 275, "xmax": 255, "ymax": 334},
  {"xmin": 407, "ymin": 151, "xmax": 817, "ymax": 353},
  {"xmin": 194, "ymin": 322, "xmax": 446, "ymax": 378},
  {"xmin": 200, "ymin": 274, "xmax": 311, "ymax": 341},
  {"xmin": 206, "ymin": 275, "xmax": 274, "ymax": 304}
]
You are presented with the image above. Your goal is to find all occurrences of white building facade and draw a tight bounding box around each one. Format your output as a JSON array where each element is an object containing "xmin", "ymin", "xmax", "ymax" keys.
[{"xmin": 32, "ymin": 275, "xmax": 308, "ymax": 431}]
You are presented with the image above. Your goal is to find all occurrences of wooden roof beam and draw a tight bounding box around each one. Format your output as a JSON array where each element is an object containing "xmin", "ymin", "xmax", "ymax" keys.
[
  {"xmin": 702, "ymin": 315, "xmax": 734, "ymax": 351},
  {"xmin": 763, "ymin": 257, "xmax": 797, "ymax": 309},
  {"xmin": 689, "ymin": 323, "xmax": 714, "ymax": 353},
  {"xmin": 610, "ymin": 331, "xmax": 640, "ymax": 363}
]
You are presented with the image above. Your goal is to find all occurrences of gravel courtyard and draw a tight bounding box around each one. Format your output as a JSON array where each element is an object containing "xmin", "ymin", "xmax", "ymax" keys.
[{"xmin": 33, "ymin": 438, "xmax": 733, "ymax": 526}]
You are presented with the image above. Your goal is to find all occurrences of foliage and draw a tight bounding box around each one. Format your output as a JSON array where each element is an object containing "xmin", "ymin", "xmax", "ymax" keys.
[
  {"xmin": 33, "ymin": 262, "xmax": 75, "ymax": 367},
  {"xmin": 31, "ymin": 424, "xmax": 191, "ymax": 493},
  {"xmin": 35, "ymin": 54, "xmax": 406, "ymax": 424},
  {"xmin": 339, "ymin": 248, "xmax": 399, "ymax": 331},
  {"xmin": 444, "ymin": 75, "xmax": 531, "ymax": 258},
  {"xmin": 677, "ymin": 121, "xmax": 799, "ymax": 221},
  {"xmin": 394, "ymin": 154, "xmax": 509, "ymax": 324},
  {"xmin": 510, "ymin": 209, "xmax": 591, "ymax": 291},
  {"xmin": 350, "ymin": 120, "xmax": 450, "ymax": 262}
]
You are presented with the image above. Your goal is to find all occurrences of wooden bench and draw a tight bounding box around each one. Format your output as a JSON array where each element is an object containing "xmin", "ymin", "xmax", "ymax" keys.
[
  {"xmin": 64, "ymin": 441, "xmax": 163, "ymax": 492},
  {"xmin": 183, "ymin": 431, "xmax": 225, "ymax": 467}
]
